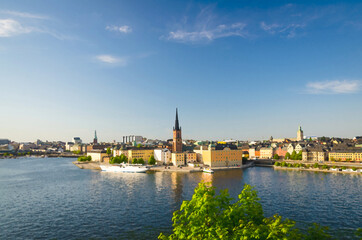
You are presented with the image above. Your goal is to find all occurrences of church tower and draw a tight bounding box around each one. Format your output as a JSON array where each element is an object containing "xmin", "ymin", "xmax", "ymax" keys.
[
  {"xmin": 297, "ymin": 126, "xmax": 303, "ymax": 141},
  {"xmin": 173, "ymin": 108, "xmax": 182, "ymax": 153},
  {"xmin": 93, "ymin": 130, "xmax": 98, "ymax": 144}
]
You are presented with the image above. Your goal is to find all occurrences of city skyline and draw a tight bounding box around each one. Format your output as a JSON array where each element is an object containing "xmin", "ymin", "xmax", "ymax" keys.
[{"xmin": 1, "ymin": 1, "xmax": 362, "ymax": 142}]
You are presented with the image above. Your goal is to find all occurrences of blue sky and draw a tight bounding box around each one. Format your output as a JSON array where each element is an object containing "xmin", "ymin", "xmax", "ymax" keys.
[{"xmin": 1, "ymin": 0, "xmax": 362, "ymax": 142}]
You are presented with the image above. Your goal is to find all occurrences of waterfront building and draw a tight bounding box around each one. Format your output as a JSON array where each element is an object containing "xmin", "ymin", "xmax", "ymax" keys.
[
  {"xmin": 87, "ymin": 150, "xmax": 109, "ymax": 162},
  {"xmin": 260, "ymin": 147, "xmax": 274, "ymax": 159},
  {"xmin": 200, "ymin": 144, "xmax": 243, "ymax": 168},
  {"xmin": 185, "ymin": 151, "xmax": 197, "ymax": 163},
  {"xmin": 249, "ymin": 148, "xmax": 256, "ymax": 159},
  {"xmin": 302, "ymin": 149, "xmax": 328, "ymax": 162},
  {"xmin": 297, "ymin": 126, "xmax": 304, "ymax": 141},
  {"xmin": 128, "ymin": 148, "xmax": 154, "ymax": 162},
  {"xmin": 329, "ymin": 150, "xmax": 362, "ymax": 162},
  {"xmin": 113, "ymin": 145, "xmax": 129, "ymax": 158},
  {"xmin": 172, "ymin": 108, "xmax": 182, "ymax": 153},
  {"xmin": 172, "ymin": 152, "xmax": 186, "ymax": 166},
  {"xmin": 274, "ymin": 146, "xmax": 288, "ymax": 158},
  {"xmin": 154, "ymin": 148, "xmax": 171, "ymax": 164}
]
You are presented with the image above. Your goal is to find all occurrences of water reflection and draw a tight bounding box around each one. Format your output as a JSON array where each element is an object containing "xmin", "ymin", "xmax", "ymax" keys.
[{"xmin": 0, "ymin": 158, "xmax": 360, "ymax": 240}]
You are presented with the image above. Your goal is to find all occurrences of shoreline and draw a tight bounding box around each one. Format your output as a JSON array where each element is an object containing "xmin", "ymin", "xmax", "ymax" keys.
[
  {"xmin": 273, "ymin": 165, "xmax": 361, "ymax": 174},
  {"xmin": 73, "ymin": 161, "xmax": 254, "ymax": 172}
]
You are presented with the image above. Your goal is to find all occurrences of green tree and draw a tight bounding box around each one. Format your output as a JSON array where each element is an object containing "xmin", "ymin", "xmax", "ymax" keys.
[
  {"xmin": 313, "ymin": 163, "xmax": 319, "ymax": 168},
  {"xmin": 297, "ymin": 151, "xmax": 303, "ymax": 160},
  {"xmin": 159, "ymin": 182, "xmax": 331, "ymax": 240},
  {"xmin": 106, "ymin": 147, "xmax": 112, "ymax": 155},
  {"xmin": 149, "ymin": 155, "xmax": 156, "ymax": 165},
  {"xmin": 273, "ymin": 154, "xmax": 279, "ymax": 160},
  {"xmin": 120, "ymin": 154, "xmax": 128, "ymax": 163},
  {"xmin": 138, "ymin": 158, "xmax": 145, "ymax": 165},
  {"xmin": 137, "ymin": 143, "xmax": 142, "ymax": 148},
  {"xmin": 291, "ymin": 150, "xmax": 297, "ymax": 160},
  {"xmin": 285, "ymin": 152, "xmax": 291, "ymax": 159},
  {"xmin": 132, "ymin": 158, "xmax": 138, "ymax": 164}
]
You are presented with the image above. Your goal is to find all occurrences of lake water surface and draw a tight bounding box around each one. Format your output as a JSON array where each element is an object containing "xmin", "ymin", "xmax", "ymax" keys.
[{"xmin": 0, "ymin": 157, "xmax": 361, "ymax": 239}]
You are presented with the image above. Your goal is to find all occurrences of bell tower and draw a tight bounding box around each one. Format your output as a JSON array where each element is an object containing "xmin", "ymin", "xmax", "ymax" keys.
[{"xmin": 173, "ymin": 108, "xmax": 182, "ymax": 153}]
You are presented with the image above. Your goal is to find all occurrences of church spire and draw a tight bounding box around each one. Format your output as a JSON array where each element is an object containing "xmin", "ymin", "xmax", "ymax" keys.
[
  {"xmin": 174, "ymin": 108, "xmax": 180, "ymax": 131},
  {"xmin": 93, "ymin": 130, "xmax": 98, "ymax": 144}
]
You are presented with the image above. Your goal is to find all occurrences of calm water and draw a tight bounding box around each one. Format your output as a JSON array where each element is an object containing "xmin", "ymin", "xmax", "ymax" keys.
[{"xmin": 0, "ymin": 158, "xmax": 361, "ymax": 239}]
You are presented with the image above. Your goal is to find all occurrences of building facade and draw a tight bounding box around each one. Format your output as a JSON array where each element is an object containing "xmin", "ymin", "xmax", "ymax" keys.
[
  {"xmin": 329, "ymin": 151, "xmax": 362, "ymax": 162},
  {"xmin": 302, "ymin": 149, "xmax": 327, "ymax": 162},
  {"xmin": 201, "ymin": 144, "xmax": 243, "ymax": 168},
  {"xmin": 154, "ymin": 148, "xmax": 171, "ymax": 164},
  {"xmin": 260, "ymin": 147, "xmax": 274, "ymax": 159},
  {"xmin": 172, "ymin": 152, "xmax": 186, "ymax": 166}
]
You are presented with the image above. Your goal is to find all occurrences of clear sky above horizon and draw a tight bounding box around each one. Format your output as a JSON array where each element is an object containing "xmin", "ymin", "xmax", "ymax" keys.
[{"xmin": 1, "ymin": 0, "xmax": 362, "ymax": 143}]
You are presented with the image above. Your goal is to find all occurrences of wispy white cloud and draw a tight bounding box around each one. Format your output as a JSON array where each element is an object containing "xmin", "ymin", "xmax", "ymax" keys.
[
  {"xmin": 95, "ymin": 54, "xmax": 127, "ymax": 66},
  {"xmin": 1, "ymin": 10, "xmax": 49, "ymax": 19},
  {"xmin": 260, "ymin": 21, "xmax": 305, "ymax": 38},
  {"xmin": 306, "ymin": 80, "xmax": 361, "ymax": 94},
  {"xmin": 0, "ymin": 19, "xmax": 33, "ymax": 37},
  {"xmin": 167, "ymin": 22, "xmax": 247, "ymax": 43},
  {"xmin": 164, "ymin": 5, "xmax": 249, "ymax": 43},
  {"xmin": 106, "ymin": 25, "xmax": 132, "ymax": 34}
]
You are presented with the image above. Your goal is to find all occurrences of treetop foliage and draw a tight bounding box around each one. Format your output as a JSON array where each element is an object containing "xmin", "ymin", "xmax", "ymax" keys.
[{"xmin": 159, "ymin": 182, "xmax": 332, "ymax": 240}]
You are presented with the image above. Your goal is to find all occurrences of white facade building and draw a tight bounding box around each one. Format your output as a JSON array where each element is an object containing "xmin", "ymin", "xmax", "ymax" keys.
[{"xmin": 154, "ymin": 148, "xmax": 171, "ymax": 164}]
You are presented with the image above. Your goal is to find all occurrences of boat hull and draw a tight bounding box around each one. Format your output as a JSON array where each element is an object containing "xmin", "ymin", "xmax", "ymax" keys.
[{"xmin": 100, "ymin": 165, "xmax": 148, "ymax": 173}]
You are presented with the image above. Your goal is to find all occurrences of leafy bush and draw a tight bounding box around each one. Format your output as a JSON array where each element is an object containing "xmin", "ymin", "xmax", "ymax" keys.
[
  {"xmin": 132, "ymin": 158, "xmax": 138, "ymax": 164},
  {"xmin": 273, "ymin": 154, "xmax": 279, "ymax": 160},
  {"xmin": 159, "ymin": 182, "xmax": 332, "ymax": 239},
  {"xmin": 341, "ymin": 166, "xmax": 347, "ymax": 170},
  {"xmin": 313, "ymin": 163, "xmax": 319, "ymax": 168},
  {"xmin": 274, "ymin": 162, "xmax": 281, "ymax": 166},
  {"xmin": 352, "ymin": 167, "xmax": 357, "ymax": 171},
  {"xmin": 78, "ymin": 156, "xmax": 91, "ymax": 162},
  {"xmin": 281, "ymin": 161, "xmax": 287, "ymax": 167},
  {"xmin": 321, "ymin": 165, "xmax": 329, "ymax": 170}
]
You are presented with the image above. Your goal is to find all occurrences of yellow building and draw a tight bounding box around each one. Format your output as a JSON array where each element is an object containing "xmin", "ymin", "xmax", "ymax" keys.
[
  {"xmin": 128, "ymin": 148, "xmax": 154, "ymax": 162},
  {"xmin": 260, "ymin": 147, "xmax": 274, "ymax": 159},
  {"xmin": 172, "ymin": 152, "xmax": 186, "ymax": 166},
  {"xmin": 329, "ymin": 151, "xmax": 362, "ymax": 162},
  {"xmin": 185, "ymin": 151, "xmax": 197, "ymax": 163},
  {"xmin": 201, "ymin": 144, "xmax": 243, "ymax": 168}
]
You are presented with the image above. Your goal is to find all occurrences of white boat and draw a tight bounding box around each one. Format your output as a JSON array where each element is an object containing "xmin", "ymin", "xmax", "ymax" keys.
[
  {"xmin": 203, "ymin": 168, "xmax": 214, "ymax": 173},
  {"xmin": 100, "ymin": 163, "xmax": 148, "ymax": 173}
]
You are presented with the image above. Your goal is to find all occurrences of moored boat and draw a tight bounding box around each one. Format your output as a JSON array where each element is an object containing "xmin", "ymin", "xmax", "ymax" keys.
[
  {"xmin": 203, "ymin": 168, "xmax": 214, "ymax": 173},
  {"xmin": 100, "ymin": 163, "xmax": 148, "ymax": 173}
]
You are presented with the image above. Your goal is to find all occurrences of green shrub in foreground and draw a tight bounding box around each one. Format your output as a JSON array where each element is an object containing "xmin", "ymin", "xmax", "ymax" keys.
[
  {"xmin": 77, "ymin": 156, "xmax": 91, "ymax": 162},
  {"xmin": 159, "ymin": 182, "xmax": 332, "ymax": 240}
]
